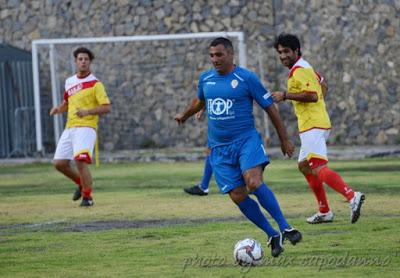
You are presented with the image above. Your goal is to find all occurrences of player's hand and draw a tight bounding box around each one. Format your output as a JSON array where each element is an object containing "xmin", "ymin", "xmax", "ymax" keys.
[
  {"xmin": 174, "ymin": 113, "xmax": 186, "ymax": 125},
  {"xmin": 49, "ymin": 107, "xmax": 59, "ymax": 116},
  {"xmin": 76, "ymin": 109, "xmax": 90, "ymax": 118},
  {"xmin": 272, "ymin": 91, "xmax": 285, "ymax": 103},
  {"xmin": 195, "ymin": 109, "xmax": 205, "ymax": 120},
  {"xmin": 280, "ymin": 139, "xmax": 295, "ymax": 158}
]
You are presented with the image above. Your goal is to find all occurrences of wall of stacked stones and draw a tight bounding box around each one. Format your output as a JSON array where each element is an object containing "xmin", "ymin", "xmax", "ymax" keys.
[{"xmin": 1, "ymin": 0, "xmax": 398, "ymax": 151}]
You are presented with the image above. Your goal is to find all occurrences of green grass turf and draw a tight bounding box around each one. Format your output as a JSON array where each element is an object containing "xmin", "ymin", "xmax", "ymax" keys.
[{"xmin": 0, "ymin": 158, "xmax": 399, "ymax": 277}]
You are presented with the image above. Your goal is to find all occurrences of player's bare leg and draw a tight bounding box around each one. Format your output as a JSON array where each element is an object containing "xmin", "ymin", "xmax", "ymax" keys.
[
  {"xmin": 53, "ymin": 159, "xmax": 82, "ymax": 201},
  {"xmin": 75, "ymin": 160, "xmax": 94, "ymax": 206},
  {"xmin": 53, "ymin": 159, "xmax": 80, "ymax": 181}
]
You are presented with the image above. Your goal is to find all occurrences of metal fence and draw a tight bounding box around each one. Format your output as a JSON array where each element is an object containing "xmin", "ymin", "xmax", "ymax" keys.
[{"xmin": 0, "ymin": 44, "xmax": 36, "ymax": 158}]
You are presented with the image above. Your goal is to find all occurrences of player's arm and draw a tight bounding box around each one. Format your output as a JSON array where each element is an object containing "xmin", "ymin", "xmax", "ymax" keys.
[
  {"xmin": 76, "ymin": 83, "xmax": 111, "ymax": 118},
  {"xmin": 174, "ymin": 97, "xmax": 205, "ymax": 125},
  {"xmin": 272, "ymin": 90, "xmax": 317, "ymax": 103},
  {"xmin": 264, "ymin": 105, "xmax": 294, "ymax": 158},
  {"xmin": 273, "ymin": 69, "xmax": 323, "ymax": 103},
  {"xmin": 49, "ymin": 100, "xmax": 68, "ymax": 115},
  {"xmin": 76, "ymin": 104, "xmax": 111, "ymax": 118}
]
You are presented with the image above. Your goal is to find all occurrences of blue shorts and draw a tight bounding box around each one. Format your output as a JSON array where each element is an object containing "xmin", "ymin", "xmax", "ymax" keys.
[{"xmin": 209, "ymin": 132, "xmax": 270, "ymax": 194}]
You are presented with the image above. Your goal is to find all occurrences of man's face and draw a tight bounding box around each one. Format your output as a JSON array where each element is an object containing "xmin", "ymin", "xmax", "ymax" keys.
[
  {"xmin": 75, "ymin": 53, "xmax": 91, "ymax": 73},
  {"xmin": 209, "ymin": 44, "xmax": 234, "ymax": 74},
  {"xmin": 276, "ymin": 44, "xmax": 298, "ymax": 68}
]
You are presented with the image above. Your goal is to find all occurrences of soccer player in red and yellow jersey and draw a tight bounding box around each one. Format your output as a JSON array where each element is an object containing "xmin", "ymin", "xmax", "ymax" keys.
[
  {"xmin": 50, "ymin": 47, "xmax": 111, "ymax": 207},
  {"xmin": 272, "ymin": 33, "xmax": 365, "ymax": 224}
]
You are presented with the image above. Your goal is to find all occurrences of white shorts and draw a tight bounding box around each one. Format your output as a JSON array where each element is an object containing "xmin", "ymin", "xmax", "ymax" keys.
[
  {"xmin": 298, "ymin": 128, "xmax": 330, "ymax": 163},
  {"xmin": 54, "ymin": 127, "xmax": 96, "ymax": 163}
]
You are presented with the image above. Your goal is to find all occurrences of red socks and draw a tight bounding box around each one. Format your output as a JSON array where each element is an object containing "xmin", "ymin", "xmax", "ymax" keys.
[
  {"xmin": 305, "ymin": 174, "xmax": 330, "ymax": 213},
  {"xmin": 318, "ymin": 167, "xmax": 354, "ymax": 201},
  {"xmin": 75, "ymin": 177, "xmax": 92, "ymax": 199},
  {"xmin": 82, "ymin": 187, "xmax": 93, "ymax": 199},
  {"xmin": 74, "ymin": 177, "xmax": 82, "ymax": 191}
]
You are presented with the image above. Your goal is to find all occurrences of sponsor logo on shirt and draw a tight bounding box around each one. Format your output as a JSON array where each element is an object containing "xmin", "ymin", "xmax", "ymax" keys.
[
  {"xmin": 206, "ymin": 81, "xmax": 216, "ymax": 85},
  {"xmin": 208, "ymin": 98, "xmax": 234, "ymax": 116},
  {"xmin": 67, "ymin": 83, "xmax": 83, "ymax": 96}
]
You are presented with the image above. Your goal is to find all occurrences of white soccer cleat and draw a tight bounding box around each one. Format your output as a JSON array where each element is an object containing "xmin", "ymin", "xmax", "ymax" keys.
[
  {"xmin": 350, "ymin": 192, "xmax": 365, "ymax": 224},
  {"xmin": 306, "ymin": 211, "xmax": 334, "ymax": 224}
]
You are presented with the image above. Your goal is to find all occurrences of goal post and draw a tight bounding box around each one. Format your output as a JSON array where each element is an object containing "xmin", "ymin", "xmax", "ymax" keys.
[{"xmin": 32, "ymin": 32, "xmax": 247, "ymax": 154}]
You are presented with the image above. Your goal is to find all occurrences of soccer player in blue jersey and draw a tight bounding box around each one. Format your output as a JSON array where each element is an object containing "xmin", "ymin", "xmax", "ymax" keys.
[{"xmin": 175, "ymin": 37, "xmax": 302, "ymax": 257}]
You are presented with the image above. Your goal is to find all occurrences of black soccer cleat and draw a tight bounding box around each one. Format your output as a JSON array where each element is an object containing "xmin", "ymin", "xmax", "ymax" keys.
[
  {"xmin": 183, "ymin": 185, "xmax": 208, "ymax": 196},
  {"xmin": 283, "ymin": 228, "xmax": 302, "ymax": 245},
  {"xmin": 72, "ymin": 188, "xmax": 82, "ymax": 201},
  {"xmin": 267, "ymin": 233, "xmax": 284, "ymax": 257},
  {"xmin": 80, "ymin": 197, "xmax": 94, "ymax": 207}
]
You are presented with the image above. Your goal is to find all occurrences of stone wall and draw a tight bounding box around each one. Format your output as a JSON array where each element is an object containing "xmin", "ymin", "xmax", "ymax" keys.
[
  {"xmin": 272, "ymin": 0, "xmax": 400, "ymax": 146},
  {"xmin": 1, "ymin": 0, "xmax": 399, "ymax": 151}
]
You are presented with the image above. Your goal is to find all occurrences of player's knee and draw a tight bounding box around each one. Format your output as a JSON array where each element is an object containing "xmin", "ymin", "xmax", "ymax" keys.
[
  {"xmin": 298, "ymin": 163, "xmax": 311, "ymax": 176},
  {"xmin": 246, "ymin": 177, "xmax": 262, "ymax": 192},
  {"xmin": 75, "ymin": 160, "xmax": 88, "ymax": 172},
  {"xmin": 229, "ymin": 187, "xmax": 247, "ymax": 204},
  {"xmin": 53, "ymin": 160, "xmax": 67, "ymax": 171}
]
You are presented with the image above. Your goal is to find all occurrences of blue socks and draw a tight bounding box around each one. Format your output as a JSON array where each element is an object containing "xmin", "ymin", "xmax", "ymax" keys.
[
  {"xmin": 238, "ymin": 196, "xmax": 279, "ymax": 237},
  {"xmin": 199, "ymin": 155, "xmax": 212, "ymax": 191},
  {"xmin": 253, "ymin": 183, "xmax": 291, "ymax": 231}
]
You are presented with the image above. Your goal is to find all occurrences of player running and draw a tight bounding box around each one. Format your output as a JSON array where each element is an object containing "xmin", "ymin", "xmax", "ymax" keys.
[
  {"xmin": 175, "ymin": 37, "xmax": 301, "ymax": 257},
  {"xmin": 272, "ymin": 33, "xmax": 365, "ymax": 224}
]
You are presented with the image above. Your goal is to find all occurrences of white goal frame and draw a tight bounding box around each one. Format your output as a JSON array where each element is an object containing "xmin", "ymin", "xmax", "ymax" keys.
[{"xmin": 31, "ymin": 32, "xmax": 247, "ymax": 153}]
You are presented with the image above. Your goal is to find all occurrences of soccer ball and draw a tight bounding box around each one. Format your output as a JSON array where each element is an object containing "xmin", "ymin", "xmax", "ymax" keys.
[{"xmin": 233, "ymin": 238, "xmax": 264, "ymax": 266}]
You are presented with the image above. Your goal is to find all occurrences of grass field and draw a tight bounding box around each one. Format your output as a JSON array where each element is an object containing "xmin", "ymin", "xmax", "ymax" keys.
[{"xmin": 0, "ymin": 158, "xmax": 399, "ymax": 277}]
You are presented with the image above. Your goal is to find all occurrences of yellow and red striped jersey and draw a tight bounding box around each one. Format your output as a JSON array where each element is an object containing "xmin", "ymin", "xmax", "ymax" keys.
[
  {"xmin": 287, "ymin": 58, "xmax": 331, "ymax": 133},
  {"xmin": 63, "ymin": 73, "xmax": 110, "ymax": 129}
]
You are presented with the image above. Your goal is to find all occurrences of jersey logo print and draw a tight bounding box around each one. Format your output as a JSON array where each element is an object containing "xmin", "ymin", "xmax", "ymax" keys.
[
  {"xmin": 263, "ymin": 92, "xmax": 271, "ymax": 99},
  {"xmin": 231, "ymin": 79, "xmax": 238, "ymax": 89},
  {"xmin": 66, "ymin": 83, "xmax": 83, "ymax": 96},
  {"xmin": 65, "ymin": 80, "xmax": 98, "ymax": 98},
  {"xmin": 208, "ymin": 98, "xmax": 233, "ymax": 116}
]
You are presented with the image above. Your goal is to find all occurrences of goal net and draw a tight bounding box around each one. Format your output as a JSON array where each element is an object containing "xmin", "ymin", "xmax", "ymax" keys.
[{"xmin": 32, "ymin": 32, "xmax": 252, "ymax": 154}]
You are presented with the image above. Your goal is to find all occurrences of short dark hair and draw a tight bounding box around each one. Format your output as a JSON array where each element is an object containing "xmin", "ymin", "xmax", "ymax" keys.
[
  {"xmin": 209, "ymin": 37, "xmax": 234, "ymax": 52},
  {"xmin": 274, "ymin": 33, "xmax": 302, "ymax": 56},
  {"xmin": 73, "ymin": 47, "xmax": 94, "ymax": 60}
]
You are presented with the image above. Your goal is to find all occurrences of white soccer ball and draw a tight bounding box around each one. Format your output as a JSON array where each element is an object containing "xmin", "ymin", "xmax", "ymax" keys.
[{"xmin": 233, "ymin": 238, "xmax": 264, "ymax": 266}]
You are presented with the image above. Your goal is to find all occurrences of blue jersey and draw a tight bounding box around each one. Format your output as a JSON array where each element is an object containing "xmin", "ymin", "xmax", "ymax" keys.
[{"xmin": 197, "ymin": 66, "xmax": 274, "ymax": 147}]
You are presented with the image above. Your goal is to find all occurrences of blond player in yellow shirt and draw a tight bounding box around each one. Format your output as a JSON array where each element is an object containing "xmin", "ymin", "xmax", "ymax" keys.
[
  {"xmin": 272, "ymin": 33, "xmax": 365, "ymax": 224},
  {"xmin": 50, "ymin": 47, "xmax": 111, "ymax": 207}
]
